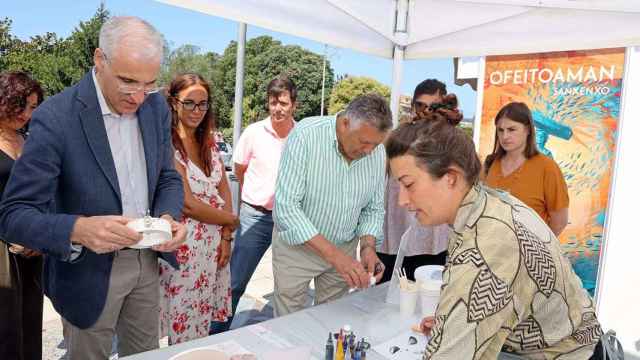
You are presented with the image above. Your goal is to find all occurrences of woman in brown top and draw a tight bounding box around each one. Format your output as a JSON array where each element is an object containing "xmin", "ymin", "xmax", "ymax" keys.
[
  {"xmin": 484, "ymin": 102, "xmax": 569, "ymax": 236},
  {"xmin": 386, "ymin": 115, "xmax": 602, "ymax": 359},
  {"xmin": 0, "ymin": 71, "xmax": 44, "ymax": 360}
]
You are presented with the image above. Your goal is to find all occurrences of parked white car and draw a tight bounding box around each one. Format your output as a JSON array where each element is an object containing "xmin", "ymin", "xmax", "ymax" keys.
[{"xmin": 217, "ymin": 142, "xmax": 233, "ymax": 171}]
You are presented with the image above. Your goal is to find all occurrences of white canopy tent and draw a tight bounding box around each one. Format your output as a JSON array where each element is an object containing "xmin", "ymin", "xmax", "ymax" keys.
[
  {"xmin": 158, "ymin": 0, "xmax": 640, "ymax": 122},
  {"xmin": 156, "ymin": 1, "xmax": 640, "ymax": 357},
  {"xmin": 157, "ymin": 0, "xmax": 640, "ymax": 59}
]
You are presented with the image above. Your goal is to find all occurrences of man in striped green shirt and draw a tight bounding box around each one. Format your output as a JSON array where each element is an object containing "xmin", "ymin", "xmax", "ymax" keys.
[{"xmin": 272, "ymin": 94, "xmax": 391, "ymax": 316}]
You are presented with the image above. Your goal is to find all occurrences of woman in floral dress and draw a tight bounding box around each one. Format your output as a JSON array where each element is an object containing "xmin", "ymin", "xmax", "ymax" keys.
[{"xmin": 160, "ymin": 73, "xmax": 239, "ymax": 344}]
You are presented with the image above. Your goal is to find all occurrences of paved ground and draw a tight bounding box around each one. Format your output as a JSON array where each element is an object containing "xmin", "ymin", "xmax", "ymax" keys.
[{"xmin": 42, "ymin": 247, "xmax": 276, "ymax": 360}]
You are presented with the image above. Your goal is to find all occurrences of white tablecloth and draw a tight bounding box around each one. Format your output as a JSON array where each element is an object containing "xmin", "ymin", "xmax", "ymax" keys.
[{"xmin": 123, "ymin": 283, "xmax": 523, "ymax": 359}]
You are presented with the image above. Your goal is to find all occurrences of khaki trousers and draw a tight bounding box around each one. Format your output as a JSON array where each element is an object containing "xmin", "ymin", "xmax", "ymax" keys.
[
  {"xmin": 272, "ymin": 231, "xmax": 358, "ymax": 317},
  {"xmin": 63, "ymin": 249, "xmax": 159, "ymax": 360}
]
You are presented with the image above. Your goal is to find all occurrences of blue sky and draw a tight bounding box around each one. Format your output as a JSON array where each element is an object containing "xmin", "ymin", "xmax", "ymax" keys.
[{"xmin": 3, "ymin": 0, "xmax": 477, "ymax": 116}]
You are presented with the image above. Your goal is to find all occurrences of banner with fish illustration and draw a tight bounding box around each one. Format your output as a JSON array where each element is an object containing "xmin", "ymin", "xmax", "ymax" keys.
[{"xmin": 478, "ymin": 48, "xmax": 625, "ymax": 296}]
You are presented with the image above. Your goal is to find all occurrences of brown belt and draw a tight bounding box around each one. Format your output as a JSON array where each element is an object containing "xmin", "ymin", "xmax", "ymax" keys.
[{"xmin": 243, "ymin": 201, "xmax": 272, "ymax": 214}]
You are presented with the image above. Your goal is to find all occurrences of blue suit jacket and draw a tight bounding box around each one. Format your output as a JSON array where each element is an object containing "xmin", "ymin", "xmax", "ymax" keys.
[{"xmin": 0, "ymin": 72, "xmax": 184, "ymax": 329}]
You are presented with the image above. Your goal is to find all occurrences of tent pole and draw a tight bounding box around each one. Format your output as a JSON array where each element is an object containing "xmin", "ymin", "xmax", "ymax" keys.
[
  {"xmin": 232, "ymin": 22, "xmax": 247, "ymax": 214},
  {"xmin": 390, "ymin": 45, "xmax": 405, "ymax": 127},
  {"xmin": 390, "ymin": 0, "xmax": 408, "ymax": 126},
  {"xmin": 320, "ymin": 44, "xmax": 327, "ymax": 116}
]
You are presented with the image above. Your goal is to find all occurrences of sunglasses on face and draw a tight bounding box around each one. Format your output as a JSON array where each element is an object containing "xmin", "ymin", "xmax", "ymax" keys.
[{"xmin": 414, "ymin": 100, "xmax": 454, "ymax": 113}]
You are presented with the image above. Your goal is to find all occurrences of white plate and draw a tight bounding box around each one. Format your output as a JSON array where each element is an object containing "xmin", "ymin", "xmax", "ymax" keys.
[
  {"xmin": 127, "ymin": 217, "xmax": 172, "ymax": 249},
  {"xmin": 169, "ymin": 348, "xmax": 228, "ymax": 360}
]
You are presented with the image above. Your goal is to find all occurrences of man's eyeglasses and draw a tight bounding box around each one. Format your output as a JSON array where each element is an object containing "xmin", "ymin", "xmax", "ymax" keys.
[
  {"xmin": 101, "ymin": 53, "xmax": 160, "ymax": 96},
  {"xmin": 117, "ymin": 82, "xmax": 160, "ymax": 96},
  {"xmin": 175, "ymin": 99, "xmax": 210, "ymax": 112}
]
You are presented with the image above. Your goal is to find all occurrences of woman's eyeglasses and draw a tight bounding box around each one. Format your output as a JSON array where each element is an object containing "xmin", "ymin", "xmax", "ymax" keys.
[{"xmin": 176, "ymin": 99, "xmax": 210, "ymax": 112}]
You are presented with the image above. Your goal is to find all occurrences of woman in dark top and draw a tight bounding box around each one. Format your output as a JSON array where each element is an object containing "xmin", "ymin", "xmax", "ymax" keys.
[{"xmin": 0, "ymin": 71, "xmax": 44, "ymax": 360}]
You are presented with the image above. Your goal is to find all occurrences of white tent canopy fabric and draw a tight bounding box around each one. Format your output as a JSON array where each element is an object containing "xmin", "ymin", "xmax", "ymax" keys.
[
  {"xmin": 157, "ymin": 0, "xmax": 640, "ymax": 59},
  {"xmin": 156, "ymin": 0, "xmax": 640, "ymax": 123}
]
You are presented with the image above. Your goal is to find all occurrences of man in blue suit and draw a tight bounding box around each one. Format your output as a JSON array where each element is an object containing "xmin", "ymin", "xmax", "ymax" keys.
[{"xmin": 0, "ymin": 17, "xmax": 187, "ymax": 359}]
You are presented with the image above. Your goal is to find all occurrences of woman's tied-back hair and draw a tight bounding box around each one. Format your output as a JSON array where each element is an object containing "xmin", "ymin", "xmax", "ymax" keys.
[
  {"xmin": 413, "ymin": 93, "xmax": 463, "ymax": 127},
  {"xmin": 386, "ymin": 112, "xmax": 481, "ymax": 185},
  {"xmin": 167, "ymin": 73, "xmax": 215, "ymax": 177}
]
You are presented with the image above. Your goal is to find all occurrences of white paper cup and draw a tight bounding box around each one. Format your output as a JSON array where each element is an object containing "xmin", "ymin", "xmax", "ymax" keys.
[
  {"xmin": 419, "ymin": 281, "xmax": 441, "ymax": 316},
  {"xmin": 399, "ymin": 287, "xmax": 418, "ymax": 316},
  {"xmin": 414, "ymin": 265, "xmax": 444, "ymax": 284},
  {"xmin": 415, "ymin": 265, "xmax": 443, "ymax": 316}
]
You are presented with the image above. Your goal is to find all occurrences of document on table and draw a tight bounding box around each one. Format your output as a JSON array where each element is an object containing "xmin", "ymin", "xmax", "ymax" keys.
[
  {"xmin": 247, "ymin": 324, "xmax": 294, "ymax": 348},
  {"xmin": 262, "ymin": 347, "xmax": 313, "ymax": 360},
  {"xmin": 206, "ymin": 341, "xmax": 253, "ymax": 355},
  {"xmin": 372, "ymin": 331, "xmax": 429, "ymax": 360},
  {"xmin": 246, "ymin": 324, "xmax": 318, "ymax": 360}
]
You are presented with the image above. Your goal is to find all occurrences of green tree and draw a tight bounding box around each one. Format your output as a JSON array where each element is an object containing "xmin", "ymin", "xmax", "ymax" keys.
[
  {"xmin": 212, "ymin": 36, "xmax": 334, "ymax": 128},
  {"xmin": 159, "ymin": 44, "xmax": 219, "ymax": 87},
  {"xmin": 328, "ymin": 76, "xmax": 391, "ymax": 115},
  {"xmin": 0, "ymin": 18, "xmax": 19, "ymax": 71},
  {"xmin": 159, "ymin": 44, "xmax": 220, "ymax": 126},
  {"xmin": 65, "ymin": 3, "xmax": 110, "ymax": 76},
  {"xmin": 2, "ymin": 32, "xmax": 76, "ymax": 95},
  {"xmin": 1, "ymin": 5, "xmax": 109, "ymax": 95}
]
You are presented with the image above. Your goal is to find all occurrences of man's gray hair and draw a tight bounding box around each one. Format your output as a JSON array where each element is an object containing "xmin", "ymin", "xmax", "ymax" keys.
[
  {"xmin": 99, "ymin": 16, "xmax": 164, "ymax": 62},
  {"xmin": 343, "ymin": 93, "xmax": 393, "ymax": 132}
]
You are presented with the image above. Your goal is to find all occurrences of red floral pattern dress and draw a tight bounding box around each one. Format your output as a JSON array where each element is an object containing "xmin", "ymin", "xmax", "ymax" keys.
[{"xmin": 159, "ymin": 149, "xmax": 232, "ymax": 344}]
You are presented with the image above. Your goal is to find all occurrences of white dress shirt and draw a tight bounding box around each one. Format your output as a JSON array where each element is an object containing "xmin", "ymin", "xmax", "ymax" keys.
[{"xmin": 92, "ymin": 69, "xmax": 149, "ymax": 218}]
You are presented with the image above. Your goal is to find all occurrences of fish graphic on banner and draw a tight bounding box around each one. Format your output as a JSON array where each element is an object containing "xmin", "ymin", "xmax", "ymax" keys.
[{"xmin": 479, "ymin": 48, "xmax": 625, "ymax": 295}]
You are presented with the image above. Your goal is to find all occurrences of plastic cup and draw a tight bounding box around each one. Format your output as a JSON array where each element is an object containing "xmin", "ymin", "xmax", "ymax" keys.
[
  {"xmin": 414, "ymin": 265, "xmax": 443, "ymax": 316},
  {"xmin": 419, "ymin": 281, "xmax": 441, "ymax": 316},
  {"xmin": 399, "ymin": 287, "xmax": 418, "ymax": 316}
]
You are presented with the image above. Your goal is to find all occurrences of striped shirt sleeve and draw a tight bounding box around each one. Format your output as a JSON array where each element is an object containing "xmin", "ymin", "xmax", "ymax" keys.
[
  {"xmin": 355, "ymin": 155, "xmax": 386, "ymax": 247},
  {"xmin": 274, "ymin": 128, "xmax": 319, "ymax": 245}
]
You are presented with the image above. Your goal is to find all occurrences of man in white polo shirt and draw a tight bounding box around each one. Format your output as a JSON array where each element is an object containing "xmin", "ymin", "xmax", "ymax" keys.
[{"xmin": 210, "ymin": 75, "xmax": 296, "ymax": 333}]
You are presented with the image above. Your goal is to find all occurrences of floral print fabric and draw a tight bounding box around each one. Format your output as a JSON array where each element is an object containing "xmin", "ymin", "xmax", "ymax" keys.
[{"xmin": 159, "ymin": 149, "xmax": 232, "ymax": 344}]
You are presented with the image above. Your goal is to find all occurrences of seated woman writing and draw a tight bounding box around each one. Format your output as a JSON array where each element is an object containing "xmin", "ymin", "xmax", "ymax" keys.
[{"xmin": 385, "ymin": 114, "xmax": 603, "ymax": 359}]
